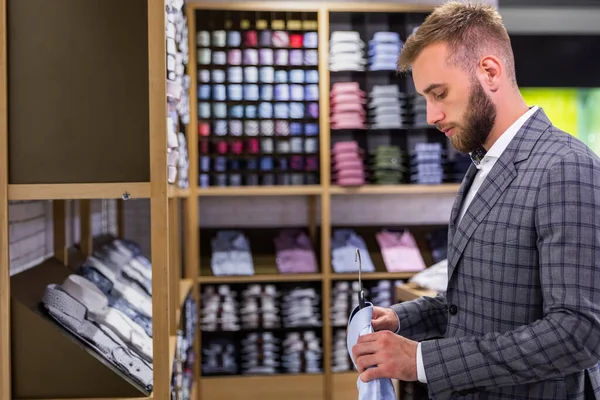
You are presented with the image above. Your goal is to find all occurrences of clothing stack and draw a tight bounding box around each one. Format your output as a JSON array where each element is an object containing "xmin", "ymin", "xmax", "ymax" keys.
[
  {"xmin": 210, "ymin": 230, "xmax": 255, "ymax": 276},
  {"xmin": 332, "ymin": 329, "xmax": 353, "ymax": 372},
  {"xmin": 40, "ymin": 238, "xmax": 155, "ymax": 392},
  {"xmin": 330, "ymin": 281, "xmax": 361, "ymax": 326},
  {"xmin": 376, "ymin": 230, "xmax": 427, "ymax": 272},
  {"xmin": 411, "ymin": 95, "xmax": 429, "ymax": 127},
  {"xmin": 330, "ymin": 82, "xmax": 367, "ymax": 130},
  {"xmin": 201, "ymin": 338, "xmax": 238, "ymax": 375},
  {"xmin": 331, "ymin": 229, "xmax": 375, "ymax": 273},
  {"xmin": 369, "ymin": 145, "xmax": 406, "ymax": 184},
  {"xmin": 281, "ymin": 286, "xmax": 321, "ymax": 328},
  {"xmin": 240, "ymin": 284, "xmax": 280, "ymax": 329},
  {"xmin": 368, "ymin": 280, "xmax": 394, "ymax": 307},
  {"xmin": 450, "ymin": 153, "xmax": 472, "ymax": 182},
  {"xmin": 368, "ymin": 32, "xmax": 403, "ymax": 71},
  {"xmin": 368, "ymin": 85, "xmax": 407, "ymax": 129},
  {"xmin": 200, "ymin": 285, "xmax": 240, "ymax": 331},
  {"xmin": 329, "ymin": 31, "xmax": 366, "ymax": 71},
  {"xmin": 410, "ymin": 142, "xmax": 445, "ymax": 184},
  {"xmin": 331, "ymin": 141, "xmax": 367, "ymax": 186},
  {"xmin": 273, "ymin": 229, "xmax": 318, "ymax": 274},
  {"xmin": 241, "ymin": 332, "xmax": 280, "ymax": 375},
  {"xmin": 281, "ymin": 331, "xmax": 323, "ymax": 374}
]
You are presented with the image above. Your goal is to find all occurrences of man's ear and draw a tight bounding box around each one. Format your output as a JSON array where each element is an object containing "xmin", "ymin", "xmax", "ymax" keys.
[{"xmin": 479, "ymin": 55, "xmax": 502, "ymax": 92}]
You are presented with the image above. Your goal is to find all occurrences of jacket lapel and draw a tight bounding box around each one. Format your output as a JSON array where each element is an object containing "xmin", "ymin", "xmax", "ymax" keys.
[
  {"xmin": 447, "ymin": 107, "xmax": 552, "ymax": 280},
  {"xmin": 449, "ymin": 163, "xmax": 478, "ymax": 240}
]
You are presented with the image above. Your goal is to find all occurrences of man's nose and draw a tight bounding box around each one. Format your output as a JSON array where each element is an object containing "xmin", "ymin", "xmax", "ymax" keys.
[{"xmin": 426, "ymin": 103, "xmax": 444, "ymax": 126}]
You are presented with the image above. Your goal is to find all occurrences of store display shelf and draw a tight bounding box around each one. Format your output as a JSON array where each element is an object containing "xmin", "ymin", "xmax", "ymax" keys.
[
  {"xmin": 179, "ymin": 278, "xmax": 194, "ymax": 307},
  {"xmin": 331, "ymin": 271, "xmax": 416, "ymax": 281},
  {"xmin": 168, "ymin": 185, "xmax": 191, "ymax": 198},
  {"xmin": 329, "ymin": 183, "xmax": 460, "ymax": 195},
  {"xmin": 199, "ymin": 255, "xmax": 322, "ymax": 284},
  {"xmin": 396, "ymin": 282, "xmax": 437, "ymax": 302},
  {"xmin": 200, "ymin": 374, "xmax": 325, "ymax": 400},
  {"xmin": 190, "ymin": 381, "xmax": 197, "ymax": 400},
  {"xmin": 197, "ymin": 185, "xmax": 322, "ymax": 197},
  {"xmin": 7, "ymin": 183, "xmax": 150, "ymax": 200}
]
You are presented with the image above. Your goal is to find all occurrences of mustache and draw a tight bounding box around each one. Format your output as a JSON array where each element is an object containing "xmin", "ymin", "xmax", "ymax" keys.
[{"xmin": 436, "ymin": 124, "xmax": 456, "ymax": 132}]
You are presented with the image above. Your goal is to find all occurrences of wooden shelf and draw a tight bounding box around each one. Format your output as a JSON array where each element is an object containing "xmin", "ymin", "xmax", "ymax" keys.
[
  {"xmin": 190, "ymin": 380, "xmax": 197, "ymax": 400},
  {"xmin": 8, "ymin": 183, "xmax": 150, "ymax": 200},
  {"xmin": 197, "ymin": 185, "xmax": 322, "ymax": 197},
  {"xmin": 179, "ymin": 278, "xmax": 193, "ymax": 307},
  {"xmin": 329, "ymin": 184, "xmax": 461, "ymax": 195},
  {"xmin": 169, "ymin": 335, "xmax": 177, "ymax": 378},
  {"xmin": 199, "ymin": 254, "xmax": 322, "ymax": 284},
  {"xmin": 200, "ymin": 374, "xmax": 325, "ymax": 400},
  {"xmin": 168, "ymin": 185, "xmax": 191, "ymax": 198},
  {"xmin": 331, "ymin": 271, "xmax": 416, "ymax": 281},
  {"xmin": 396, "ymin": 282, "xmax": 437, "ymax": 302}
]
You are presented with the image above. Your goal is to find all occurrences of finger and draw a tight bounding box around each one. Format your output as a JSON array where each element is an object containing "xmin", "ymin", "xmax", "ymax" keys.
[
  {"xmin": 351, "ymin": 341, "xmax": 379, "ymax": 360},
  {"xmin": 371, "ymin": 318, "xmax": 385, "ymax": 331},
  {"xmin": 355, "ymin": 354, "xmax": 380, "ymax": 374},
  {"xmin": 356, "ymin": 331, "xmax": 381, "ymax": 343},
  {"xmin": 359, "ymin": 365, "xmax": 385, "ymax": 383}
]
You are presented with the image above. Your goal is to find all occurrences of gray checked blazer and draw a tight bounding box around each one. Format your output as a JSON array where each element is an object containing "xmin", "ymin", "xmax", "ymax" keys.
[{"xmin": 392, "ymin": 108, "xmax": 600, "ymax": 399}]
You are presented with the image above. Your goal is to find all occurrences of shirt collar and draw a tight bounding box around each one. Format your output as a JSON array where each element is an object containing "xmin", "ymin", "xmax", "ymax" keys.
[{"xmin": 470, "ymin": 106, "xmax": 539, "ymax": 169}]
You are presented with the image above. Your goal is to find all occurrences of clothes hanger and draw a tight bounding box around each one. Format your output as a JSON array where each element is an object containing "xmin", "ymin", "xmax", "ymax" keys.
[{"xmin": 355, "ymin": 248, "xmax": 366, "ymax": 309}]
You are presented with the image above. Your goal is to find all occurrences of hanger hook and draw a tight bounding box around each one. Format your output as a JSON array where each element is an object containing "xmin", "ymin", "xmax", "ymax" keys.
[{"xmin": 355, "ymin": 248, "xmax": 362, "ymax": 283}]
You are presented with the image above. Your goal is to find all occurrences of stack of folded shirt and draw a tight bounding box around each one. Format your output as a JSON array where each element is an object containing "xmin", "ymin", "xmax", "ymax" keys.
[
  {"xmin": 330, "ymin": 281, "xmax": 360, "ymax": 326},
  {"xmin": 241, "ymin": 332, "xmax": 280, "ymax": 375},
  {"xmin": 329, "ymin": 31, "xmax": 366, "ymax": 71},
  {"xmin": 376, "ymin": 230, "xmax": 427, "ymax": 272},
  {"xmin": 331, "ymin": 141, "xmax": 367, "ymax": 186},
  {"xmin": 331, "ymin": 229, "xmax": 375, "ymax": 273},
  {"xmin": 332, "ymin": 328, "xmax": 353, "ymax": 372},
  {"xmin": 273, "ymin": 229, "xmax": 318, "ymax": 274},
  {"xmin": 368, "ymin": 32, "xmax": 403, "ymax": 71},
  {"xmin": 281, "ymin": 331, "xmax": 323, "ymax": 374},
  {"xmin": 368, "ymin": 85, "xmax": 407, "ymax": 129},
  {"xmin": 210, "ymin": 230, "xmax": 255, "ymax": 275},
  {"xmin": 200, "ymin": 285, "xmax": 240, "ymax": 331},
  {"xmin": 202, "ymin": 338, "xmax": 238, "ymax": 375},
  {"xmin": 427, "ymin": 227, "xmax": 449, "ymax": 264},
  {"xmin": 281, "ymin": 287, "xmax": 321, "ymax": 328},
  {"xmin": 369, "ymin": 145, "xmax": 406, "ymax": 184},
  {"xmin": 412, "ymin": 95, "xmax": 429, "ymax": 127},
  {"xmin": 368, "ymin": 280, "xmax": 394, "ymax": 307},
  {"xmin": 239, "ymin": 284, "xmax": 280, "ymax": 329},
  {"xmin": 451, "ymin": 153, "xmax": 472, "ymax": 182},
  {"xmin": 410, "ymin": 143, "xmax": 445, "ymax": 184},
  {"xmin": 330, "ymin": 82, "xmax": 367, "ymax": 130}
]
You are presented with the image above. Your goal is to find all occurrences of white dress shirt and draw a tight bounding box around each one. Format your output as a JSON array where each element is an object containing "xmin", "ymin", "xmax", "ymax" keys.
[{"xmin": 416, "ymin": 105, "xmax": 539, "ymax": 384}]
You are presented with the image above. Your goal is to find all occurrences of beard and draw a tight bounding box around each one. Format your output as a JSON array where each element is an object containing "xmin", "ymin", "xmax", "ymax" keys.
[{"xmin": 445, "ymin": 80, "xmax": 497, "ymax": 154}]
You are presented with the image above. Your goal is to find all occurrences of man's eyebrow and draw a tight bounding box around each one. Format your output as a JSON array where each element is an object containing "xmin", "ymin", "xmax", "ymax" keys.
[{"xmin": 420, "ymin": 83, "xmax": 446, "ymax": 95}]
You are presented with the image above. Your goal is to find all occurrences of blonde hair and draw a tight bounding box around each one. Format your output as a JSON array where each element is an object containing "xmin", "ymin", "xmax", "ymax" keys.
[{"xmin": 398, "ymin": 1, "xmax": 516, "ymax": 85}]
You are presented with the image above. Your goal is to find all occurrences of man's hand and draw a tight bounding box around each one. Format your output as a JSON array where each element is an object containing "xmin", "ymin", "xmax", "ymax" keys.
[
  {"xmin": 351, "ymin": 330, "xmax": 418, "ymax": 383},
  {"xmin": 371, "ymin": 306, "xmax": 399, "ymax": 332}
]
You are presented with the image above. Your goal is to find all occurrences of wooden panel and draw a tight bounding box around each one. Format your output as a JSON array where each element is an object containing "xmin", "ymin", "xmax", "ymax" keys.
[
  {"xmin": 53, "ymin": 200, "xmax": 68, "ymax": 265},
  {"xmin": 329, "ymin": 184, "xmax": 461, "ymax": 195},
  {"xmin": 198, "ymin": 186, "xmax": 322, "ymax": 197},
  {"xmin": 0, "ymin": 0, "xmax": 10, "ymax": 396},
  {"xmin": 201, "ymin": 375, "xmax": 325, "ymax": 400},
  {"xmin": 8, "ymin": 182, "xmax": 151, "ymax": 201},
  {"xmin": 79, "ymin": 200, "xmax": 93, "ymax": 256},
  {"xmin": 7, "ymin": 0, "xmax": 150, "ymax": 184}
]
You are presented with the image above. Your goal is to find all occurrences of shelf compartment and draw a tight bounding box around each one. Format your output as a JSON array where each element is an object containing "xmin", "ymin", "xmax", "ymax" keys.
[
  {"xmin": 396, "ymin": 282, "xmax": 437, "ymax": 302},
  {"xmin": 197, "ymin": 185, "xmax": 322, "ymax": 197},
  {"xmin": 10, "ymin": 258, "xmax": 150, "ymax": 399},
  {"xmin": 329, "ymin": 184, "xmax": 460, "ymax": 195},
  {"xmin": 201, "ymin": 374, "xmax": 324, "ymax": 400},
  {"xmin": 8, "ymin": 183, "xmax": 150, "ymax": 200},
  {"xmin": 7, "ymin": 0, "xmax": 150, "ymax": 185},
  {"xmin": 200, "ymin": 254, "xmax": 322, "ymax": 283}
]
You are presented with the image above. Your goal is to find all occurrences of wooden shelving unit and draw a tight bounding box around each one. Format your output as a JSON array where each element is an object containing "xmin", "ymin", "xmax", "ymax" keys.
[
  {"xmin": 186, "ymin": 2, "xmax": 455, "ymax": 400},
  {"xmin": 0, "ymin": 1, "xmax": 200, "ymax": 400}
]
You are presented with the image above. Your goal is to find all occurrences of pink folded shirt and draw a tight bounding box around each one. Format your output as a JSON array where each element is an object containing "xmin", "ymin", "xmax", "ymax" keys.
[{"xmin": 376, "ymin": 230, "xmax": 426, "ymax": 272}]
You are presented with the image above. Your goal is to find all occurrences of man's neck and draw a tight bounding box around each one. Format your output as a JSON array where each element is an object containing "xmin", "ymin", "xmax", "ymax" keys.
[{"xmin": 483, "ymin": 94, "xmax": 530, "ymax": 151}]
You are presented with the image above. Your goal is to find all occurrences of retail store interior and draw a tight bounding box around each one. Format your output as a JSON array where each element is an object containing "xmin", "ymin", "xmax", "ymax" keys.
[{"xmin": 1, "ymin": 1, "xmax": 598, "ymax": 400}]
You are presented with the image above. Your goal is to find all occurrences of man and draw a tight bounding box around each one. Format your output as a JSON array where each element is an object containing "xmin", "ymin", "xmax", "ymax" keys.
[{"xmin": 351, "ymin": 2, "xmax": 600, "ymax": 399}]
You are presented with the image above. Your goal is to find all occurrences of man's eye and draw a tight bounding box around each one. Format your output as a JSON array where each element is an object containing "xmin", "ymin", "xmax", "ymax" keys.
[{"xmin": 435, "ymin": 91, "xmax": 446, "ymax": 100}]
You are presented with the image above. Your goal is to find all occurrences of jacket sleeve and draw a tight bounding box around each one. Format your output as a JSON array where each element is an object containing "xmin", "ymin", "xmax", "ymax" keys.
[
  {"xmin": 420, "ymin": 151, "xmax": 600, "ymax": 399},
  {"xmin": 390, "ymin": 291, "xmax": 448, "ymax": 342}
]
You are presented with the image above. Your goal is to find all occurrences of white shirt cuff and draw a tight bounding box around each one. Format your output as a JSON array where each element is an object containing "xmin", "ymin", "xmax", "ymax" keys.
[
  {"xmin": 416, "ymin": 342, "xmax": 427, "ymax": 383},
  {"xmin": 393, "ymin": 309, "xmax": 401, "ymax": 334}
]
